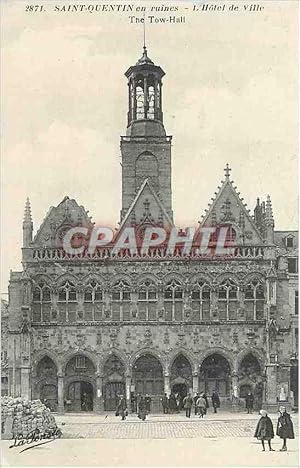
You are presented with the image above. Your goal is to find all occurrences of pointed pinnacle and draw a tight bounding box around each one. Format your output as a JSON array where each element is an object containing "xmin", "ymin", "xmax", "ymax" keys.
[{"xmin": 23, "ymin": 197, "xmax": 32, "ymax": 223}]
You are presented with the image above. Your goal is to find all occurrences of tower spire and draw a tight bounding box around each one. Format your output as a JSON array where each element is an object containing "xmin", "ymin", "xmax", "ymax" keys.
[{"xmin": 23, "ymin": 197, "xmax": 33, "ymax": 247}]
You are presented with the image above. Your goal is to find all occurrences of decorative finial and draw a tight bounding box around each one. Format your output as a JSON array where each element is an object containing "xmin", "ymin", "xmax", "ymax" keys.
[
  {"xmin": 23, "ymin": 197, "xmax": 32, "ymax": 223},
  {"xmin": 224, "ymin": 163, "xmax": 232, "ymax": 178}
]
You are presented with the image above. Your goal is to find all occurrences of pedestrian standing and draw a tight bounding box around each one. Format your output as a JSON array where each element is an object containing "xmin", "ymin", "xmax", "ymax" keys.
[
  {"xmin": 211, "ymin": 389, "xmax": 220, "ymax": 414},
  {"xmin": 254, "ymin": 409, "xmax": 275, "ymax": 451},
  {"xmin": 183, "ymin": 393, "xmax": 193, "ymax": 418},
  {"xmin": 117, "ymin": 394, "xmax": 127, "ymax": 421},
  {"xmin": 196, "ymin": 394, "xmax": 207, "ymax": 418},
  {"xmin": 138, "ymin": 396, "xmax": 147, "ymax": 421},
  {"xmin": 169, "ymin": 393, "xmax": 177, "ymax": 414},
  {"xmin": 276, "ymin": 406, "xmax": 294, "ymax": 451},
  {"xmin": 193, "ymin": 392, "xmax": 200, "ymax": 415},
  {"xmin": 245, "ymin": 391, "xmax": 254, "ymax": 414},
  {"xmin": 145, "ymin": 394, "xmax": 152, "ymax": 414},
  {"xmin": 202, "ymin": 392, "xmax": 209, "ymax": 414},
  {"xmin": 160, "ymin": 393, "xmax": 169, "ymax": 414}
]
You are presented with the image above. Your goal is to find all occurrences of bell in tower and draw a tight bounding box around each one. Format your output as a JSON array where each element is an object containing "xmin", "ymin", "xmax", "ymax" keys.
[{"xmin": 120, "ymin": 47, "xmax": 173, "ymax": 225}]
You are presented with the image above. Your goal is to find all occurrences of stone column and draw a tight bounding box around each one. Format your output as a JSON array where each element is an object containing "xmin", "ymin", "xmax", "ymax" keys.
[
  {"xmin": 20, "ymin": 367, "xmax": 31, "ymax": 400},
  {"xmin": 231, "ymin": 372, "xmax": 239, "ymax": 413},
  {"xmin": 164, "ymin": 373, "xmax": 170, "ymax": 395},
  {"xmin": 95, "ymin": 375, "xmax": 103, "ymax": 413},
  {"xmin": 57, "ymin": 374, "xmax": 64, "ymax": 414},
  {"xmin": 192, "ymin": 372, "xmax": 199, "ymax": 395},
  {"xmin": 265, "ymin": 364, "xmax": 278, "ymax": 412},
  {"xmin": 125, "ymin": 375, "xmax": 131, "ymax": 410}
]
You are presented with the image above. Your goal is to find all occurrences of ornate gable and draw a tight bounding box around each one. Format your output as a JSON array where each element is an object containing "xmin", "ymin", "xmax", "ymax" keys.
[
  {"xmin": 120, "ymin": 178, "xmax": 174, "ymax": 229},
  {"xmin": 200, "ymin": 165, "xmax": 264, "ymax": 245},
  {"xmin": 33, "ymin": 196, "xmax": 93, "ymax": 247}
]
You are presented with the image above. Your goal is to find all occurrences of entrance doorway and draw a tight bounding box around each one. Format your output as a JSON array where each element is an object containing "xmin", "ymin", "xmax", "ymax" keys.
[
  {"xmin": 67, "ymin": 381, "xmax": 94, "ymax": 412},
  {"xmin": 104, "ymin": 382, "xmax": 125, "ymax": 411},
  {"xmin": 172, "ymin": 383, "xmax": 187, "ymax": 409},
  {"xmin": 41, "ymin": 384, "xmax": 58, "ymax": 412}
]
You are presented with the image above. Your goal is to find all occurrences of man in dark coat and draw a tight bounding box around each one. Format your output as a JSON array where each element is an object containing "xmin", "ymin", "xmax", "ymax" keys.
[
  {"xmin": 276, "ymin": 406, "xmax": 294, "ymax": 451},
  {"xmin": 245, "ymin": 391, "xmax": 254, "ymax": 414},
  {"xmin": 145, "ymin": 394, "xmax": 152, "ymax": 414},
  {"xmin": 211, "ymin": 390, "xmax": 220, "ymax": 413},
  {"xmin": 202, "ymin": 393, "xmax": 209, "ymax": 414},
  {"xmin": 117, "ymin": 394, "xmax": 127, "ymax": 421},
  {"xmin": 138, "ymin": 396, "xmax": 147, "ymax": 421},
  {"xmin": 160, "ymin": 393, "xmax": 169, "ymax": 414},
  {"xmin": 183, "ymin": 393, "xmax": 193, "ymax": 418},
  {"xmin": 254, "ymin": 409, "xmax": 275, "ymax": 451},
  {"xmin": 169, "ymin": 393, "xmax": 177, "ymax": 414},
  {"xmin": 194, "ymin": 393, "xmax": 200, "ymax": 415}
]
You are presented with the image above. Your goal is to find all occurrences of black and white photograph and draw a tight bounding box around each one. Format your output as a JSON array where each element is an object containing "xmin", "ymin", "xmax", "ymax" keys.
[{"xmin": 1, "ymin": 1, "xmax": 298, "ymax": 466}]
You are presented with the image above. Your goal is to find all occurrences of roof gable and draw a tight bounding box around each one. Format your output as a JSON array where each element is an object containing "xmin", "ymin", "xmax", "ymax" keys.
[
  {"xmin": 33, "ymin": 196, "xmax": 93, "ymax": 247},
  {"xmin": 201, "ymin": 166, "xmax": 264, "ymax": 245},
  {"xmin": 120, "ymin": 179, "xmax": 174, "ymax": 229}
]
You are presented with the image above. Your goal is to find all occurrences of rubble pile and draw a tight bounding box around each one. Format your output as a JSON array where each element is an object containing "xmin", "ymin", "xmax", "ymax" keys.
[{"xmin": 1, "ymin": 396, "xmax": 59, "ymax": 438}]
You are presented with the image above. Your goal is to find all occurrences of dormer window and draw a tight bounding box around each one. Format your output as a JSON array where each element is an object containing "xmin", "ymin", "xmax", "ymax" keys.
[{"xmin": 286, "ymin": 236, "xmax": 294, "ymax": 249}]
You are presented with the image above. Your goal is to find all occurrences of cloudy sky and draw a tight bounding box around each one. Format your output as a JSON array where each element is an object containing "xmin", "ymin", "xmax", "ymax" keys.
[{"xmin": 1, "ymin": 1, "xmax": 298, "ymax": 293}]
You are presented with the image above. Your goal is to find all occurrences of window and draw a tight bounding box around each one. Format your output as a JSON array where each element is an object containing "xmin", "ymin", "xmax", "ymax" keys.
[
  {"xmin": 287, "ymin": 258, "xmax": 298, "ymax": 274},
  {"xmin": 75, "ymin": 355, "xmax": 86, "ymax": 369},
  {"xmin": 84, "ymin": 280, "xmax": 103, "ymax": 321},
  {"xmin": 138, "ymin": 280, "xmax": 157, "ymax": 321},
  {"xmin": 286, "ymin": 237, "xmax": 294, "ymax": 249},
  {"xmin": 164, "ymin": 279, "xmax": 183, "ymax": 321},
  {"xmin": 218, "ymin": 279, "xmax": 238, "ymax": 320},
  {"xmin": 111, "ymin": 280, "xmax": 131, "ymax": 321},
  {"xmin": 191, "ymin": 281, "xmax": 211, "ymax": 320},
  {"xmin": 244, "ymin": 281, "xmax": 265, "ymax": 320},
  {"xmin": 295, "ymin": 291, "xmax": 298, "ymax": 315},
  {"xmin": 58, "ymin": 282, "xmax": 77, "ymax": 323},
  {"xmin": 32, "ymin": 283, "xmax": 52, "ymax": 322}
]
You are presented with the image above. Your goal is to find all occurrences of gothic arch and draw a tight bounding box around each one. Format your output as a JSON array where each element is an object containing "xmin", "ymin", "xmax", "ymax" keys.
[
  {"xmin": 137, "ymin": 273, "xmax": 159, "ymax": 286},
  {"xmin": 129, "ymin": 348, "xmax": 166, "ymax": 373},
  {"xmin": 110, "ymin": 274, "xmax": 132, "ymax": 287},
  {"xmin": 243, "ymin": 272, "xmax": 266, "ymax": 284},
  {"xmin": 163, "ymin": 273, "xmax": 184, "ymax": 286},
  {"xmin": 167, "ymin": 349, "xmax": 195, "ymax": 374},
  {"xmin": 198, "ymin": 347, "xmax": 234, "ymax": 373},
  {"xmin": 32, "ymin": 350, "xmax": 60, "ymax": 373},
  {"xmin": 62, "ymin": 350, "xmax": 98, "ymax": 374},
  {"xmin": 100, "ymin": 349, "xmax": 129, "ymax": 374},
  {"xmin": 32, "ymin": 275, "xmax": 53, "ymax": 287},
  {"xmin": 83, "ymin": 274, "xmax": 106, "ymax": 287},
  {"xmin": 235, "ymin": 348, "xmax": 265, "ymax": 373},
  {"xmin": 215, "ymin": 273, "xmax": 240, "ymax": 286},
  {"xmin": 56, "ymin": 273, "xmax": 78, "ymax": 287},
  {"xmin": 190, "ymin": 274, "xmax": 213, "ymax": 286}
]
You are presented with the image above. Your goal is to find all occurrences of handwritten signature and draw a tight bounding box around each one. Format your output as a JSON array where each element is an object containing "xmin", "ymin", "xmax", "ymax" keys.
[{"xmin": 9, "ymin": 427, "xmax": 62, "ymax": 452}]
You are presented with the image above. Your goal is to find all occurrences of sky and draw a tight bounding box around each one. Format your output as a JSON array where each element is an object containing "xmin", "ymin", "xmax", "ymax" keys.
[{"xmin": 1, "ymin": 0, "xmax": 298, "ymax": 293}]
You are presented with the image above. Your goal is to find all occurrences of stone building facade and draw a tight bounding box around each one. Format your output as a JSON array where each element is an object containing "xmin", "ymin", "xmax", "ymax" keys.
[{"xmin": 3, "ymin": 48, "xmax": 298, "ymax": 413}]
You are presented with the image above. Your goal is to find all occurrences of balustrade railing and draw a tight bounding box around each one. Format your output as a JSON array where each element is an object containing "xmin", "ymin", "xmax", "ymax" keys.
[{"xmin": 31, "ymin": 245, "xmax": 265, "ymax": 262}]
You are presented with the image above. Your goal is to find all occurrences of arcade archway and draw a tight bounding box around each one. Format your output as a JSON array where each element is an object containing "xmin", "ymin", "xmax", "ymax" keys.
[
  {"xmin": 65, "ymin": 354, "xmax": 95, "ymax": 412},
  {"xmin": 36, "ymin": 356, "xmax": 58, "ymax": 411},
  {"xmin": 103, "ymin": 354, "xmax": 125, "ymax": 411},
  {"xmin": 199, "ymin": 353, "xmax": 231, "ymax": 397},
  {"xmin": 170, "ymin": 355, "xmax": 193, "ymax": 408},
  {"xmin": 238, "ymin": 353, "xmax": 263, "ymax": 409},
  {"xmin": 132, "ymin": 354, "xmax": 164, "ymax": 412}
]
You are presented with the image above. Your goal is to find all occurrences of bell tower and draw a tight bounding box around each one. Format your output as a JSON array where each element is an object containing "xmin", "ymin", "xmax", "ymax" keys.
[{"xmin": 120, "ymin": 47, "xmax": 173, "ymax": 223}]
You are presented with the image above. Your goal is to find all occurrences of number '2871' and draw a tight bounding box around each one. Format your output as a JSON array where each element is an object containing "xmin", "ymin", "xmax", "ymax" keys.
[{"xmin": 25, "ymin": 5, "xmax": 45, "ymax": 12}]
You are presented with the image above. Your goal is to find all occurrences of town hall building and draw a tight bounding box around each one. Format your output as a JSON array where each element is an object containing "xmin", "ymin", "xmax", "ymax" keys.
[{"xmin": 2, "ymin": 47, "xmax": 298, "ymax": 413}]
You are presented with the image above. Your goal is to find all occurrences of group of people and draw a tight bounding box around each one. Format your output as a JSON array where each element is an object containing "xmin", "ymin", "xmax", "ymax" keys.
[
  {"xmin": 254, "ymin": 406, "xmax": 294, "ymax": 452},
  {"xmin": 116, "ymin": 394, "xmax": 152, "ymax": 421},
  {"xmin": 160, "ymin": 390, "xmax": 221, "ymax": 417}
]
